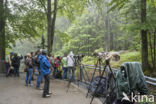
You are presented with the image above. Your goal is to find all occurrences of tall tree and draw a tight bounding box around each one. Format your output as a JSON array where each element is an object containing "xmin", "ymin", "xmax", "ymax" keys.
[
  {"xmin": 141, "ymin": 0, "xmax": 149, "ymax": 70},
  {"xmin": 0, "ymin": 0, "xmax": 5, "ymax": 72},
  {"xmin": 47, "ymin": 0, "xmax": 52, "ymax": 54},
  {"xmin": 50, "ymin": 0, "xmax": 58, "ymax": 54},
  {"xmin": 41, "ymin": 0, "xmax": 58, "ymax": 55}
]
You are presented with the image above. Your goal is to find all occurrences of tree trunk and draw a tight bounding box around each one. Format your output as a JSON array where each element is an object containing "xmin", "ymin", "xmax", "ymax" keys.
[
  {"xmin": 141, "ymin": 0, "xmax": 148, "ymax": 71},
  {"xmin": 47, "ymin": 0, "xmax": 52, "ymax": 55},
  {"xmin": 110, "ymin": 31, "xmax": 114, "ymax": 50},
  {"xmin": 41, "ymin": 35, "xmax": 45, "ymax": 49},
  {"xmin": 154, "ymin": 30, "xmax": 156, "ymax": 70},
  {"xmin": 105, "ymin": 16, "xmax": 109, "ymax": 51},
  {"xmin": 0, "ymin": 0, "xmax": 5, "ymax": 72},
  {"xmin": 149, "ymin": 31, "xmax": 155, "ymax": 72},
  {"xmin": 50, "ymin": 0, "xmax": 57, "ymax": 53}
]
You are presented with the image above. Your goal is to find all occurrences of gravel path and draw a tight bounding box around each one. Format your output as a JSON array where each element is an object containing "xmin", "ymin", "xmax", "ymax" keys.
[{"xmin": 0, "ymin": 75, "xmax": 99, "ymax": 104}]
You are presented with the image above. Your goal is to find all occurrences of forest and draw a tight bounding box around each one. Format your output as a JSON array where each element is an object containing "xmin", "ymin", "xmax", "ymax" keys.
[{"xmin": 0, "ymin": 0, "xmax": 156, "ymax": 75}]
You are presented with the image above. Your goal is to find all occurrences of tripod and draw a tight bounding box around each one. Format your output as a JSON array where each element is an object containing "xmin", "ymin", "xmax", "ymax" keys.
[
  {"xmin": 66, "ymin": 57, "xmax": 90, "ymax": 92},
  {"xmin": 86, "ymin": 57, "xmax": 103, "ymax": 97},
  {"xmin": 87, "ymin": 59, "xmax": 116, "ymax": 104}
]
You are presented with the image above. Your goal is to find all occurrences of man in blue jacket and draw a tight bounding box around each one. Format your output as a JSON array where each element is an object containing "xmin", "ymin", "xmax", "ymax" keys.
[
  {"xmin": 40, "ymin": 49, "xmax": 51, "ymax": 98},
  {"xmin": 36, "ymin": 49, "xmax": 44, "ymax": 89}
]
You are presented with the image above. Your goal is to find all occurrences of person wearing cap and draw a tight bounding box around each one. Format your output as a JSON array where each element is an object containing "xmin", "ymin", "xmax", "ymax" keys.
[
  {"xmin": 36, "ymin": 49, "xmax": 45, "ymax": 89},
  {"xmin": 40, "ymin": 49, "xmax": 51, "ymax": 98}
]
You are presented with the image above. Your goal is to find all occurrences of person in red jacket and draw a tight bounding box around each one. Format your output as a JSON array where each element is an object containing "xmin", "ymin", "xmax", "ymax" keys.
[{"xmin": 53, "ymin": 56, "xmax": 61, "ymax": 78}]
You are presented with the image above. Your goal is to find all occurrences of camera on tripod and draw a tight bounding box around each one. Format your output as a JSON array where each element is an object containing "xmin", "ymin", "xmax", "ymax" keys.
[
  {"xmin": 73, "ymin": 54, "xmax": 85, "ymax": 61},
  {"xmin": 73, "ymin": 54, "xmax": 85, "ymax": 65},
  {"xmin": 93, "ymin": 52, "xmax": 120, "ymax": 62}
]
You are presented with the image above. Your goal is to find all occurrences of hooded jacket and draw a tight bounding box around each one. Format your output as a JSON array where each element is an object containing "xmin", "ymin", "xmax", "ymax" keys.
[
  {"xmin": 40, "ymin": 54, "xmax": 51, "ymax": 75},
  {"xmin": 67, "ymin": 51, "xmax": 75, "ymax": 67}
]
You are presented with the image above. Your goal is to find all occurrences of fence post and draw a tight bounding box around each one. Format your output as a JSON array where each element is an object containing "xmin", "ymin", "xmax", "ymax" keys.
[{"xmin": 80, "ymin": 65, "xmax": 83, "ymax": 81}]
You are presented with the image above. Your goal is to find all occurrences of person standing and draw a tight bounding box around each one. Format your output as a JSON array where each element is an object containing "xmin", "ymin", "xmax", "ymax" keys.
[
  {"xmin": 48, "ymin": 53, "xmax": 55, "ymax": 78},
  {"xmin": 53, "ymin": 56, "xmax": 61, "ymax": 78},
  {"xmin": 12, "ymin": 53, "xmax": 23, "ymax": 77},
  {"xmin": 35, "ymin": 50, "xmax": 44, "ymax": 89},
  {"xmin": 30, "ymin": 52, "xmax": 35, "ymax": 80},
  {"xmin": 40, "ymin": 49, "xmax": 51, "ymax": 98},
  {"xmin": 62, "ymin": 54, "xmax": 68, "ymax": 79},
  {"xmin": 67, "ymin": 51, "xmax": 75, "ymax": 81},
  {"xmin": 25, "ymin": 53, "xmax": 33, "ymax": 86},
  {"xmin": 5, "ymin": 55, "xmax": 11, "ymax": 77}
]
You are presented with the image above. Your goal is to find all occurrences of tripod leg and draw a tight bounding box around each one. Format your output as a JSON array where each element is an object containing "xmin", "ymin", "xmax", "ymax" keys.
[
  {"xmin": 103, "ymin": 65, "xmax": 116, "ymax": 104},
  {"xmin": 66, "ymin": 67, "xmax": 74, "ymax": 93},
  {"xmin": 99, "ymin": 65, "xmax": 101, "ymax": 76},
  {"xmin": 83, "ymin": 66, "xmax": 90, "ymax": 82},
  {"xmin": 108, "ymin": 65, "xmax": 116, "ymax": 81},
  {"xmin": 66, "ymin": 78, "xmax": 72, "ymax": 92},
  {"xmin": 86, "ymin": 64, "xmax": 98, "ymax": 98},
  {"xmin": 90, "ymin": 64, "xmax": 107, "ymax": 104}
]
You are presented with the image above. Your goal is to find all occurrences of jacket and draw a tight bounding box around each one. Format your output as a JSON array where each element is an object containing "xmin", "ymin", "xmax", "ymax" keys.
[
  {"xmin": 67, "ymin": 52, "xmax": 75, "ymax": 67},
  {"xmin": 12, "ymin": 55, "xmax": 23, "ymax": 68},
  {"xmin": 54, "ymin": 58, "xmax": 61, "ymax": 68},
  {"xmin": 40, "ymin": 55, "xmax": 51, "ymax": 75},
  {"xmin": 25, "ymin": 58, "xmax": 33, "ymax": 68},
  {"xmin": 62, "ymin": 57, "xmax": 67, "ymax": 68}
]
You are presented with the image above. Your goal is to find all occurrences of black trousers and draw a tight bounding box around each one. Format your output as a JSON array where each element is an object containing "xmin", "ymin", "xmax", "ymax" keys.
[
  {"xmin": 14, "ymin": 67, "xmax": 20, "ymax": 77},
  {"xmin": 43, "ymin": 74, "xmax": 50, "ymax": 97}
]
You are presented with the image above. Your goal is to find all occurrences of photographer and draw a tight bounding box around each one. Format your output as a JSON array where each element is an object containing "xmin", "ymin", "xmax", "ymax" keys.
[{"xmin": 67, "ymin": 51, "xmax": 75, "ymax": 81}]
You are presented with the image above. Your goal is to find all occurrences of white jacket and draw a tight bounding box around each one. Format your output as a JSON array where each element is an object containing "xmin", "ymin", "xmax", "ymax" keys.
[{"xmin": 67, "ymin": 51, "xmax": 75, "ymax": 67}]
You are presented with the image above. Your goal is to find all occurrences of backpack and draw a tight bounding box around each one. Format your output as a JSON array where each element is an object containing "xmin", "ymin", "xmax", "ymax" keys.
[
  {"xmin": 88, "ymin": 76, "xmax": 107, "ymax": 97},
  {"xmin": 33, "ymin": 55, "xmax": 40, "ymax": 66}
]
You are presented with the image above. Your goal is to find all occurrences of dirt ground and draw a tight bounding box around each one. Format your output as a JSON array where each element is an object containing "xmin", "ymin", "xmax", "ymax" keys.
[{"xmin": 0, "ymin": 74, "xmax": 99, "ymax": 104}]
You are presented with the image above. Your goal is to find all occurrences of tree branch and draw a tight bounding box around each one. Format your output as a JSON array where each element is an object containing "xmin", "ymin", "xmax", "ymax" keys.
[
  {"xmin": 51, "ymin": 5, "xmax": 64, "ymax": 14},
  {"xmin": 39, "ymin": 0, "xmax": 48, "ymax": 14}
]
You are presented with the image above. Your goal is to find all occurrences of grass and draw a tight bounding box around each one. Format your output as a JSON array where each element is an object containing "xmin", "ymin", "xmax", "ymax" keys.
[{"xmin": 110, "ymin": 51, "xmax": 141, "ymax": 69}]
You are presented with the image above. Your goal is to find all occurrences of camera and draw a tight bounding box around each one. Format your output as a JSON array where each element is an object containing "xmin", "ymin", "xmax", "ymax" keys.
[
  {"xmin": 93, "ymin": 52, "xmax": 120, "ymax": 61},
  {"xmin": 73, "ymin": 54, "xmax": 85, "ymax": 65},
  {"xmin": 74, "ymin": 54, "xmax": 85, "ymax": 60},
  {"xmin": 93, "ymin": 52, "xmax": 108, "ymax": 59}
]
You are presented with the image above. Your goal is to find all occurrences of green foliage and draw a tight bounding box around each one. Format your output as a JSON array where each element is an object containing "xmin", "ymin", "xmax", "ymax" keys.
[
  {"xmin": 111, "ymin": 51, "xmax": 141, "ymax": 68},
  {"xmin": 5, "ymin": 0, "xmax": 46, "ymax": 48},
  {"xmin": 2, "ymin": 0, "xmax": 155, "ymax": 73}
]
